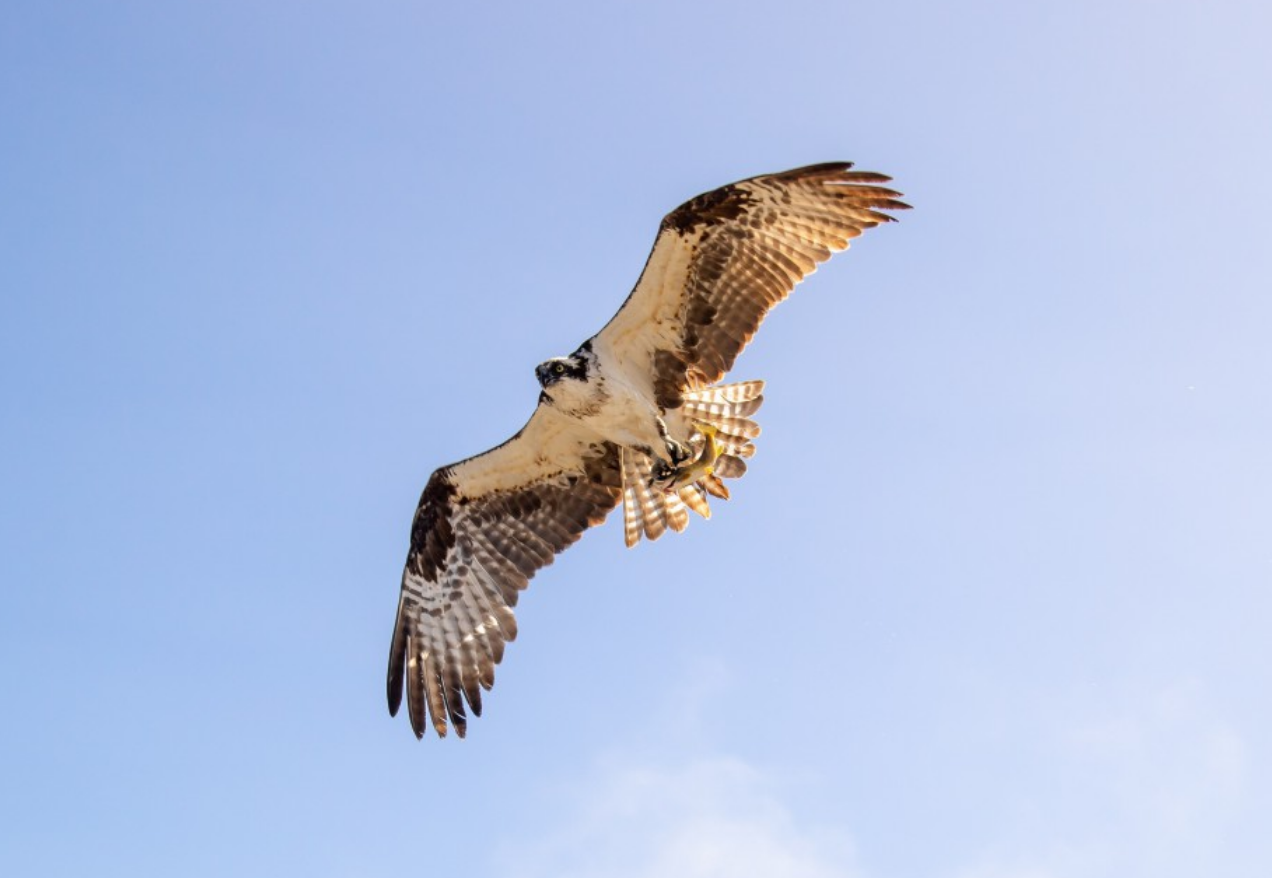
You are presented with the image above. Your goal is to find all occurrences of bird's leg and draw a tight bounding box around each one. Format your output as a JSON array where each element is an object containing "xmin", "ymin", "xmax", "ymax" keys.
[
  {"xmin": 649, "ymin": 421, "xmax": 721, "ymax": 491},
  {"xmin": 645, "ymin": 417, "xmax": 689, "ymax": 489},
  {"xmin": 658, "ymin": 425, "xmax": 721, "ymax": 493},
  {"xmin": 650, "ymin": 458, "xmax": 676, "ymax": 486},
  {"xmin": 656, "ymin": 417, "xmax": 692, "ymax": 467}
]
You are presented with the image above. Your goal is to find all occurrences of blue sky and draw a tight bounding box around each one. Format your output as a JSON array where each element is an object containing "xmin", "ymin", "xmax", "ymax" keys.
[{"xmin": 3, "ymin": 2, "xmax": 1270, "ymax": 876}]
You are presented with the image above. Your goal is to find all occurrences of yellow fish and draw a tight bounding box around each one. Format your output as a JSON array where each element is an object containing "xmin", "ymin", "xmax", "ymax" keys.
[{"xmin": 658, "ymin": 425, "xmax": 721, "ymax": 494}]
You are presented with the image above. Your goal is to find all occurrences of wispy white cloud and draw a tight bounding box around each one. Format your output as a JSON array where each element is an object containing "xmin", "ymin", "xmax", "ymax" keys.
[
  {"xmin": 494, "ymin": 671, "xmax": 1255, "ymax": 878},
  {"xmin": 497, "ymin": 754, "xmax": 865, "ymax": 878}
]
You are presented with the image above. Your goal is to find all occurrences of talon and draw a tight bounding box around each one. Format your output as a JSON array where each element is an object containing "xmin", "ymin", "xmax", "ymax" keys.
[
  {"xmin": 650, "ymin": 459, "xmax": 677, "ymax": 487},
  {"xmin": 665, "ymin": 438, "xmax": 692, "ymax": 466},
  {"xmin": 660, "ymin": 426, "xmax": 721, "ymax": 494}
]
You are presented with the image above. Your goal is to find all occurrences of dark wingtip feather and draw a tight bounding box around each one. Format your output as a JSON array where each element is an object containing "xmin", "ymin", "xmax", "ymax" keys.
[
  {"xmin": 386, "ymin": 599, "xmax": 408, "ymax": 717},
  {"xmin": 839, "ymin": 170, "xmax": 892, "ymax": 183},
  {"xmin": 867, "ymin": 199, "xmax": 913, "ymax": 222},
  {"xmin": 463, "ymin": 676, "xmax": 483, "ymax": 717},
  {"xmin": 406, "ymin": 635, "xmax": 429, "ymax": 738},
  {"xmin": 780, "ymin": 160, "xmax": 855, "ymax": 177},
  {"xmin": 387, "ymin": 676, "xmax": 403, "ymax": 716},
  {"xmin": 444, "ymin": 676, "xmax": 468, "ymax": 738}
]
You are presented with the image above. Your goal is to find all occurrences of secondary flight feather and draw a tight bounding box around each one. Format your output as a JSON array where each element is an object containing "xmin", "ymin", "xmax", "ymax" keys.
[{"xmin": 387, "ymin": 162, "xmax": 909, "ymax": 738}]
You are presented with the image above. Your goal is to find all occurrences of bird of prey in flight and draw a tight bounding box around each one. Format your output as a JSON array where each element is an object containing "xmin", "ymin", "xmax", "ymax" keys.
[{"xmin": 387, "ymin": 162, "xmax": 908, "ymax": 738}]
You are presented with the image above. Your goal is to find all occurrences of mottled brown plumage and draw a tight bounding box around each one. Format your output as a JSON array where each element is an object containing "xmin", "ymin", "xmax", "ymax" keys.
[
  {"xmin": 388, "ymin": 163, "xmax": 906, "ymax": 738},
  {"xmin": 388, "ymin": 412, "xmax": 622, "ymax": 738},
  {"xmin": 598, "ymin": 163, "xmax": 907, "ymax": 409}
]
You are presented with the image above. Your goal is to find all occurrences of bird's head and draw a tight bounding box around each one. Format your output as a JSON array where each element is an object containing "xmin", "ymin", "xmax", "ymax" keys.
[{"xmin": 535, "ymin": 347, "xmax": 593, "ymax": 390}]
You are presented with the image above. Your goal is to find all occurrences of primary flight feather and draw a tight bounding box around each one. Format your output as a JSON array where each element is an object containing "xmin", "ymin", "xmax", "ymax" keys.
[{"xmin": 387, "ymin": 162, "xmax": 908, "ymax": 738}]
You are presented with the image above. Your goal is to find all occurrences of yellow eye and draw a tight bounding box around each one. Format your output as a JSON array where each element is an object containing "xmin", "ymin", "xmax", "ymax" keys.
[{"xmin": 553, "ymin": 363, "xmax": 565, "ymax": 375}]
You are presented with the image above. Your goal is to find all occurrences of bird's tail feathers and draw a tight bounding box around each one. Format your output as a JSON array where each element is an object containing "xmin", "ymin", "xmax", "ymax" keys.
[{"xmin": 621, "ymin": 380, "xmax": 764, "ymax": 547}]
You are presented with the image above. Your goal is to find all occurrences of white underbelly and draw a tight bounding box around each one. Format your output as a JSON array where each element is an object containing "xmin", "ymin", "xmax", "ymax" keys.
[{"xmin": 586, "ymin": 385, "xmax": 666, "ymax": 450}]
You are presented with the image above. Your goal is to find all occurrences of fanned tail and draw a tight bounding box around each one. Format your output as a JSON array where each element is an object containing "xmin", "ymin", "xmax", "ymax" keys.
[
  {"xmin": 621, "ymin": 380, "xmax": 764, "ymax": 547},
  {"xmin": 621, "ymin": 448, "xmax": 689, "ymax": 547}
]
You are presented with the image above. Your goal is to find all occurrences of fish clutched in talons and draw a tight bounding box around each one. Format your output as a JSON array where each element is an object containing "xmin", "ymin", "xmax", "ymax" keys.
[
  {"xmin": 620, "ymin": 379, "xmax": 764, "ymax": 547},
  {"xmin": 652, "ymin": 425, "xmax": 723, "ymax": 495}
]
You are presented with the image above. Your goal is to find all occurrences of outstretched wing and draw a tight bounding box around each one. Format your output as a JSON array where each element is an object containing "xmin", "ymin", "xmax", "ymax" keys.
[
  {"xmin": 594, "ymin": 162, "xmax": 909, "ymax": 408},
  {"xmin": 387, "ymin": 404, "xmax": 623, "ymax": 738}
]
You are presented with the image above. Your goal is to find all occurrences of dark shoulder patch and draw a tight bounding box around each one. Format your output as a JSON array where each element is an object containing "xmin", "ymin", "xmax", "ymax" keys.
[
  {"xmin": 407, "ymin": 471, "xmax": 458, "ymax": 581},
  {"xmin": 664, "ymin": 183, "xmax": 756, "ymax": 236},
  {"xmin": 583, "ymin": 442, "xmax": 624, "ymax": 490},
  {"xmin": 651, "ymin": 348, "xmax": 689, "ymax": 410}
]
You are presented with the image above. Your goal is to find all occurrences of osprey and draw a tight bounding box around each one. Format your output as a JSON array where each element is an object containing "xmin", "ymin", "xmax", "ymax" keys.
[{"xmin": 388, "ymin": 162, "xmax": 908, "ymax": 738}]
